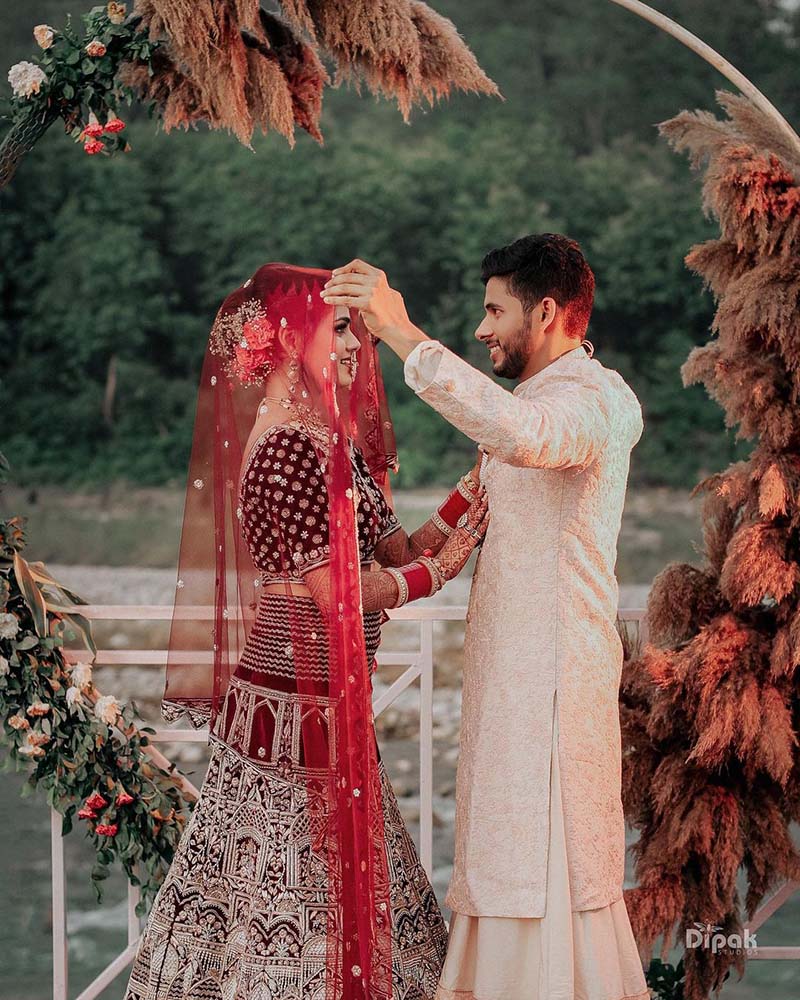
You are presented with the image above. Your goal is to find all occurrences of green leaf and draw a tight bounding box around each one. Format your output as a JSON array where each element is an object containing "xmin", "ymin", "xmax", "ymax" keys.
[
  {"xmin": 65, "ymin": 49, "xmax": 81, "ymax": 65},
  {"xmin": 13, "ymin": 553, "xmax": 47, "ymax": 637},
  {"xmin": 61, "ymin": 612, "xmax": 97, "ymax": 658},
  {"xmin": 62, "ymin": 84, "xmax": 75, "ymax": 100},
  {"xmin": 15, "ymin": 635, "xmax": 39, "ymax": 651}
]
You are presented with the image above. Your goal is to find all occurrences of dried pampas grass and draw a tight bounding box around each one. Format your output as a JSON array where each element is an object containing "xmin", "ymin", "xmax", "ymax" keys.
[
  {"xmin": 623, "ymin": 88, "xmax": 800, "ymax": 997},
  {"xmin": 126, "ymin": 0, "xmax": 497, "ymax": 145}
]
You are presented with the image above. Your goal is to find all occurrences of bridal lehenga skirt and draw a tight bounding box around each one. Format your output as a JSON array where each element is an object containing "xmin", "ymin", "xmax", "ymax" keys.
[
  {"xmin": 435, "ymin": 691, "xmax": 651, "ymax": 1000},
  {"xmin": 124, "ymin": 723, "xmax": 448, "ymax": 1000}
]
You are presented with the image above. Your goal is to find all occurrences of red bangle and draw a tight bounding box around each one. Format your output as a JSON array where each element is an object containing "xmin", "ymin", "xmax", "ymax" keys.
[
  {"xmin": 436, "ymin": 486, "xmax": 471, "ymax": 530},
  {"xmin": 400, "ymin": 561, "xmax": 435, "ymax": 602}
]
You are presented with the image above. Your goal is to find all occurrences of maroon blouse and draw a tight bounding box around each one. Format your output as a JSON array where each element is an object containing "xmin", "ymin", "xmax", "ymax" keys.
[{"xmin": 238, "ymin": 422, "xmax": 400, "ymax": 583}]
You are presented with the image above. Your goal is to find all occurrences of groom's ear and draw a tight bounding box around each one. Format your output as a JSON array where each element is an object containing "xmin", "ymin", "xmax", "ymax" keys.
[{"xmin": 541, "ymin": 296, "xmax": 558, "ymax": 327}]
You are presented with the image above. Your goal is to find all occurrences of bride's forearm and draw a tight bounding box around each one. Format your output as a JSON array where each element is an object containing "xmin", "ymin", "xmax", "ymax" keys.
[
  {"xmin": 360, "ymin": 568, "xmax": 401, "ymax": 612},
  {"xmin": 408, "ymin": 519, "xmax": 449, "ymax": 557}
]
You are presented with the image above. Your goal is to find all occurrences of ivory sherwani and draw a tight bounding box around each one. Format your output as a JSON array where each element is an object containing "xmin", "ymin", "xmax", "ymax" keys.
[{"xmin": 405, "ymin": 341, "xmax": 643, "ymax": 917}]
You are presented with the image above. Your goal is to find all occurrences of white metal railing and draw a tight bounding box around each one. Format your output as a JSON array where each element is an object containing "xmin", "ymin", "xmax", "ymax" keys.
[{"xmin": 49, "ymin": 604, "xmax": 796, "ymax": 999}]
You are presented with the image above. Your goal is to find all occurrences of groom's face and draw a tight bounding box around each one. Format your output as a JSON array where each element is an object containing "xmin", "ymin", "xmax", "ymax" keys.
[{"xmin": 475, "ymin": 276, "xmax": 537, "ymax": 380}]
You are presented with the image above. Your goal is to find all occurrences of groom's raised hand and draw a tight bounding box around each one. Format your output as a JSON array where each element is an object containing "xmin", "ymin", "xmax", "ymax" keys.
[{"xmin": 321, "ymin": 259, "xmax": 429, "ymax": 360}]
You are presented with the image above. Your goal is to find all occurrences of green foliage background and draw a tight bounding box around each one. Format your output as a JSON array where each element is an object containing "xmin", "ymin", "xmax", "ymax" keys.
[{"xmin": 2, "ymin": 0, "xmax": 799, "ymax": 489}]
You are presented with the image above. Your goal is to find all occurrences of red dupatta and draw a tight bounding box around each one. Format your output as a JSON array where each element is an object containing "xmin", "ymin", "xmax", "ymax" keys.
[{"xmin": 163, "ymin": 262, "xmax": 396, "ymax": 999}]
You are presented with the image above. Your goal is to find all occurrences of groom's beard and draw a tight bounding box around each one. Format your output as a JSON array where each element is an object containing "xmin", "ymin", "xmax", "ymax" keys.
[{"xmin": 492, "ymin": 312, "xmax": 533, "ymax": 380}]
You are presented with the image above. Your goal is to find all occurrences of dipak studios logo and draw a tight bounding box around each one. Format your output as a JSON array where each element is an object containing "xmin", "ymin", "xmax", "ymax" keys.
[{"xmin": 685, "ymin": 922, "xmax": 757, "ymax": 955}]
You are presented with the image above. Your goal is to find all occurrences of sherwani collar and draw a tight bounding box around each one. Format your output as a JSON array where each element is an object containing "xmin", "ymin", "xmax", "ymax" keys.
[{"xmin": 513, "ymin": 344, "xmax": 590, "ymax": 396}]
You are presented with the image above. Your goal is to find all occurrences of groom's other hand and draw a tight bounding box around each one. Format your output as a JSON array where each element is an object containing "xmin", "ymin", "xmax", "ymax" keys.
[{"xmin": 321, "ymin": 259, "xmax": 429, "ymax": 360}]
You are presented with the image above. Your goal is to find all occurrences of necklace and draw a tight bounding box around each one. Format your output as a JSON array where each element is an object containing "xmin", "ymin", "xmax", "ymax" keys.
[{"xmin": 259, "ymin": 394, "xmax": 329, "ymax": 438}]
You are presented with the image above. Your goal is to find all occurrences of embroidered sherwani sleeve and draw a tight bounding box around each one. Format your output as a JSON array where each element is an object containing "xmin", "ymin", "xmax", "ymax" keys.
[{"xmin": 404, "ymin": 340, "xmax": 615, "ymax": 470}]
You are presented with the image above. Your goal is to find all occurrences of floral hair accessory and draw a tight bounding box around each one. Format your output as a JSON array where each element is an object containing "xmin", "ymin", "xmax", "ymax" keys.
[
  {"xmin": 210, "ymin": 295, "xmax": 286, "ymax": 386},
  {"xmin": 234, "ymin": 314, "xmax": 278, "ymax": 382}
]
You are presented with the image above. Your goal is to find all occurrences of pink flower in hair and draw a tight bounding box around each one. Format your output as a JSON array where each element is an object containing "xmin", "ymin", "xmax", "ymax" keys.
[
  {"xmin": 242, "ymin": 315, "xmax": 277, "ymax": 351},
  {"xmin": 233, "ymin": 314, "xmax": 277, "ymax": 381}
]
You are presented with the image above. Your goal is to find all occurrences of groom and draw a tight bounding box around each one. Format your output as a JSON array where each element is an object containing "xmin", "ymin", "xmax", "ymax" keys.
[{"xmin": 322, "ymin": 234, "xmax": 648, "ymax": 999}]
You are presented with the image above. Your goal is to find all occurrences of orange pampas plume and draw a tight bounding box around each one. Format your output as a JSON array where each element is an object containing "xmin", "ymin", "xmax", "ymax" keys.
[
  {"xmin": 281, "ymin": 0, "xmax": 498, "ymax": 122},
  {"xmin": 124, "ymin": 0, "xmax": 497, "ymax": 146},
  {"xmin": 621, "ymin": 92, "xmax": 800, "ymax": 999},
  {"xmin": 410, "ymin": 2, "xmax": 500, "ymax": 105}
]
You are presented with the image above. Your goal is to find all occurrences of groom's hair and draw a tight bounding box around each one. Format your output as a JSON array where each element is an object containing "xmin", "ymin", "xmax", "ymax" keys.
[{"xmin": 480, "ymin": 233, "xmax": 595, "ymax": 339}]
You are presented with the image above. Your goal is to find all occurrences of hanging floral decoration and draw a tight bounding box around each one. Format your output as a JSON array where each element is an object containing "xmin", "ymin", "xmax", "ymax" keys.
[
  {"xmin": 1, "ymin": 1, "xmax": 497, "ymax": 187},
  {"xmin": 0, "ymin": 453, "xmax": 191, "ymax": 913}
]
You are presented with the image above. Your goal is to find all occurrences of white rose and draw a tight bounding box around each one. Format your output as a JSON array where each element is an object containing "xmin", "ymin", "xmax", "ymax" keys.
[
  {"xmin": 66, "ymin": 686, "xmax": 81, "ymax": 711},
  {"xmin": 94, "ymin": 694, "xmax": 121, "ymax": 726},
  {"xmin": 0, "ymin": 655, "xmax": 9, "ymax": 677},
  {"xmin": 8, "ymin": 61, "xmax": 47, "ymax": 99},
  {"xmin": 69, "ymin": 660, "xmax": 93, "ymax": 692},
  {"xmin": 33, "ymin": 25, "xmax": 55, "ymax": 49},
  {"xmin": 18, "ymin": 733, "xmax": 45, "ymax": 759},
  {"xmin": 0, "ymin": 613, "xmax": 19, "ymax": 640}
]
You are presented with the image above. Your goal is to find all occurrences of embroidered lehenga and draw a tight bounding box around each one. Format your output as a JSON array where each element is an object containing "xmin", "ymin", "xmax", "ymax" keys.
[
  {"xmin": 125, "ymin": 424, "xmax": 447, "ymax": 1000},
  {"xmin": 122, "ymin": 264, "xmax": 467, "ymax": 1000}
]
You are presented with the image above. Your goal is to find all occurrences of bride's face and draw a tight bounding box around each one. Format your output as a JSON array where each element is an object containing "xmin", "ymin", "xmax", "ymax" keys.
[
  {"xmin": 332, "ymin": 306, "xmax": 361, "ymax": 387},
  {"xmin": 298, "ymin": 304, "xmax": 361, "ymax": 394}
]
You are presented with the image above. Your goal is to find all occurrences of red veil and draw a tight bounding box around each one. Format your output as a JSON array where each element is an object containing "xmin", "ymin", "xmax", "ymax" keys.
[{"xmin": 163, "ymin": 263, "xmax": 397, "ymax": 999}]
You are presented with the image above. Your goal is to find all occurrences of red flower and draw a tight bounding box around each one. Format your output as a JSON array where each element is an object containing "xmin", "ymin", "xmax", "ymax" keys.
[
  {"xmin": 234, "ymin": 345, "xmax": 271, "ymax": 378},
  {"xmin": 82, "ymin": 122, "xmax": 104, "ymax": 139},
  {"xmin": 115, "ymin": 791, "xmax": 134, "ymax": 806},
  {"xmin": 85, "ymin": 791, "xmax": 106, "ymax": 811},
  {"xmin": 103, "ymin": 116, "xmax": 126, "ymax": 134},
  {"xmin": 84, "ymin": 138, "xmax": 105, "ymax": 155},
  {"xmin": 96, "ymin": 823, "xmax": 118, "ymax": 837},
  {"xmin": 77, "ymin": 806, "xmax": 97, "ymax": 820},
  {"xmin": 241, "ymin": 315, "xmax": 276, "ymax": 352}
]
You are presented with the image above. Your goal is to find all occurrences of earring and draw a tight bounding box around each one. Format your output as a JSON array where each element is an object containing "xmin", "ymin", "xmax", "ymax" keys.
[
  {"xmin": 287, "ymin": 352, "xmax": 300, "ymax": 394},
  {"xmin": 581, "ymin": 339, "xmax": 595, "ymax": 358}
]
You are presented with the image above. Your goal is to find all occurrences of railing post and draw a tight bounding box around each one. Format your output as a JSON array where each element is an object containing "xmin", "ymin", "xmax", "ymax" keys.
[
  {"xmin": 127, "ymin": 880, "xmax": 141, "ymax": 946},
  {"xmin": 419, "ymin": 618, "xmax": 434, "ymax": 878},
  {"xmin": 51, "ymin": 808, "xmax": 68, "ymax": 1000}
]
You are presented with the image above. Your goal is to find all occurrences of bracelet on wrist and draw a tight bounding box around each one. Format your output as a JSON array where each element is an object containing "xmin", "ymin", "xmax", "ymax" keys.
[
  {"xmin": 436, "ymin": 483, "xmax": 471, "ymax": 531},
  {"xmin": 385, "ymin": 560, "xmax": 437, "ymax": 607},
  {"xmin": 384, "ymin": 567, "xmax": 409, "ymax": 608},
  {"xmin": 457, "ymin": 475, "xmax": 480, "ymax": 502},
  {"xmin": 417, "ymin": 554, "xmax": 445, "ymax": 595}
]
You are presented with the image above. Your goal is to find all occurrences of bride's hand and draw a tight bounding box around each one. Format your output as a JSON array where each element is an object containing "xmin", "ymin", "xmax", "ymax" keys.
[{"xmin": 434, "ymin": 491, "xmax": 490, "ymax": 583}]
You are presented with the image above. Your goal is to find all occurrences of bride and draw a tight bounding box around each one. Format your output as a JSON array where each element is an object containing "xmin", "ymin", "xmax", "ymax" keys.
[{"xmin": 124, "ymin": 262, "xmax": 489, "ymax": 1000}]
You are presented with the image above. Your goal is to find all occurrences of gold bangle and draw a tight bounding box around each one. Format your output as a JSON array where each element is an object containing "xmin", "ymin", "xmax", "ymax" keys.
[
  {"xmin": 457, "ymin": 475, "xmax": 479, "ymax": 501},
  {"xmin": 416, "ymin": 555, "xmax": 444, "ymax": 596},
  {"xmin": 384, "ymin": 567, "xmax": 408, "ymax": 608},
  {"xmin": 431, "ymin": 510, "xmax": 454, "ymax": 537}
]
